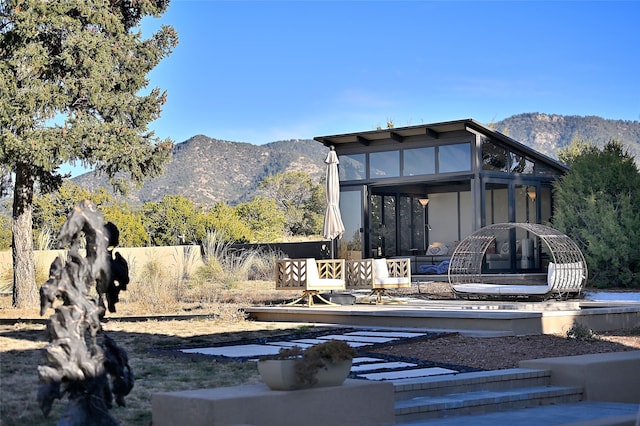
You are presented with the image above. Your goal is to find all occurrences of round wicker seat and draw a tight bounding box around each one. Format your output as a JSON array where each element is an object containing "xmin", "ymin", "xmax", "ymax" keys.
[{"xmin": 448, "ymin": 223, "xmax": 588, "ymax": 299}]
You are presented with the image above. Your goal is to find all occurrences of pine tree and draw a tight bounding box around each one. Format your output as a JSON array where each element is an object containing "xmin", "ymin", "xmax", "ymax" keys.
[
  {"xmin": 0, "ymin": 1, "xmax": 177, "ymax": 307},
  {"xmin": 554, "ymin": 139, "xmax": 640, "ymax": 288}
]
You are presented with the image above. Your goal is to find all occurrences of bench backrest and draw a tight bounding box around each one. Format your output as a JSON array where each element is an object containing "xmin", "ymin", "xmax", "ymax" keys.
[
  {"xmin": 275, "ymin": 258, "xmax": 308, "ymax": 290},
  {"xmin": 346, "ymin": 258, "xmax": 411, "ymax": 289},
  {"xmin": 373, "ymin": 258, "xmax": 389, "ymax": 284},
  {"xmin": 306, "ymin": 258, "xmax": 320, "ymax": 283},
  {"xmin": 275, "ymin": 258, "xmax": 345, "ymax": 291}
]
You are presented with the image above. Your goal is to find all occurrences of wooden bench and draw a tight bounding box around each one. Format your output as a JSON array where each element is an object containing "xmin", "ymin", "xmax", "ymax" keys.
[
  {"xmin": 346, "ymin": 258, "xmax": 411, "ymax": 304},
  {"xmin": 275, "ymin": 258, "xmax": 345, "ymax": 306}
]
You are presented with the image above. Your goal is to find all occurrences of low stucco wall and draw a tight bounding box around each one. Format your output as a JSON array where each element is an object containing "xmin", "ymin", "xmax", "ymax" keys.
[
  {"xmin": 520, "ymin": 351, "xmax": 640, "ymax": 404},
  {"xmin": 152, "ymin": 379, "xmax": 395, "ymax": 426}
]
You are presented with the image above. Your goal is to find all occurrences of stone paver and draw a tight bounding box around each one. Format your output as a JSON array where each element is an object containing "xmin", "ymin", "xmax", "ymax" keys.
[
  {"xmin": 352, "ymin": 361, "xmax": 418, "ymax": 372},
  {"xmin": 181, "ymin": 344, "xmax": 281, "ymax": 358},
  {"xmin": 316, "ymin": 334, "xmax": 398, "ymax": 344},
  {"xmin": 345, "ymin": 331, "xmax": 426, "ymax": 338},
  {"xmin": 179, "ymin": 329, "xmax": 459, "ymax": 381},
  {"xmin": 359, "ymin": 367, "xmax": 459, "ymax": 381}
]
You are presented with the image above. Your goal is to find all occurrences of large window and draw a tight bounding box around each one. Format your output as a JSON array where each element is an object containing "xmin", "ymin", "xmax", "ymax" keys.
[
  {"xmin": 403, "ymin": 147, "xmax": 435, "ymax": 176},
  {"xmin": 439, "ymin": 143, "xmax": 471, "ymax": 173},
  {"xmin": 370, "ymin": 150, "xmax": 400, "ymax": 178},
  {"xmin": 427, "ymin": 192, "xmax": 470, "ymax": 244}
]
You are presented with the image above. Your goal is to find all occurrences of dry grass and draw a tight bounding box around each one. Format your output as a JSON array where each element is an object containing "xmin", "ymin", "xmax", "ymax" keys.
[
  {"xmin": 2, "ymin": 276, "xmax": 640, "ymax": 425},
  {"xmin": 0, "ymin": 279, "xmax": 306, "ymax": 426},
  {"xmin": 0, "ymin": 244, "xmax": 300, "ymax": 426}
]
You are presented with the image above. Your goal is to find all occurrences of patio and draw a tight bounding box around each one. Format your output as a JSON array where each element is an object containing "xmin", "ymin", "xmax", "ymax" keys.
[{"xmin": 246, "ymin": 289, "xmax": 640, "ymax": 336}]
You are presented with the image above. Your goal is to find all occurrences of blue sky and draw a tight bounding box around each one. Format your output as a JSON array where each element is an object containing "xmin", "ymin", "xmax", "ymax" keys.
[
  {"xmin": 61, "ymin": 1, "xmax": 640, "ymax": 176},
  {"xmin": 137, "ymin": 0, "xmax": 640, "ymax": 147}
]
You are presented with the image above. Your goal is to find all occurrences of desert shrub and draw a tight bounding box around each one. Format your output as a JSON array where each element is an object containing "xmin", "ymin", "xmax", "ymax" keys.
[
  {"xmin": 0, "ymin": 264, "xmax": 11, "ymax": 293},
  {"xmin": 177, "ymin": 246, "xmax": 201, "ymax": 281},
  {"xmin": 197, "ymin": 230, "xmax": 259, "ymax": 288},
  {"xmin": 35, "ymin": 226, "xmax": 53, "ymax": 251},
  {"xmin": 0, "ymin": 214, "xmax": 11, "ymax": 250},
  {"xmin": 566, "ymin": 322, "xmax": 600, "ymax": 341},
  {"xmin": 247, "ymin": 248, "xmax": 286, "ymax": 281},
  {"xmin": 171, "ymin": 245, "xmax": 201, "ymax": 300},
  {"xmin": 126, "ymin": 256, "xmax": 178, "ymax": 312}
]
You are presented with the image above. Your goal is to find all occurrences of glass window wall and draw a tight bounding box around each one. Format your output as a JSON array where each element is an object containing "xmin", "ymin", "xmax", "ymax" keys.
[
  {"xmin": 515, "ymin": 185, "xmax": 537, "ymax": 223},
  {"xmin": 485, "ymin": 183, "xmax": 509, "ymax": 225},
  {"xmin": 370, "ymin": 194, "xmax": 397, "ymax": 257},
  {"xmin": 370, "ymin": 150, "xmax": 400, "ymax": 178},
  {"xmin": 339, "ymin": 154, "xmax": 366, "ymax": 181},
  {"xmin": 510, "ymin": 153, "xmax": 534, "ymax": 174},
  {"xmin": 439, "ymin": 143, "xmax": 471, "ymax": 173},
  {"xmin": 482, "ymin": 139, "xmax": 508, "ymax": 172},
  {"xmin": 338, "ymin": 189, "xmax": 364, "ymax": 259},
  {"xmin": 403, "ymin": 147, "xmax": 435, "ymax": 176}
]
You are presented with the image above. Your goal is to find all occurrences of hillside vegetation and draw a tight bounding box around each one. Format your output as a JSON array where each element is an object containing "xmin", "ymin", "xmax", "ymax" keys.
[
  {"xmin": 73, "ymin": 137, "xmax": 328, "ymax": 206},
  {"xmin": 495, "ymin": 113, "xmax": 640, "ymax": 160}
]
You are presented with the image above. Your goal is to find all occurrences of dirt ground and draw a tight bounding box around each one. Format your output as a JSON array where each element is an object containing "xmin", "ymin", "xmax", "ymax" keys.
[
  {"xmin": 365, "ymin": 281, "xmax": 640, "ymax": 369},
  {"xmin": 3, "ymin": 283, "xmax": 640, "ymax": 371},
  {"xmin": 370, "ymin": 331, "xmax": 640, "ymax": 370}
]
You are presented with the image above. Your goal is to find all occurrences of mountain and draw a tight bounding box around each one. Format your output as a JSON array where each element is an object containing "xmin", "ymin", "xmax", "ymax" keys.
[
  {"xmin": 73, "ymin": 136, "xmax": 328, "ymax": 206},
  {"xmin": 493, "ymin": 113, "xmax": 640, "ymax": 161},
  {"xmin": 72, "ymin": 113, "xmax": 640, "ymax": 206}
]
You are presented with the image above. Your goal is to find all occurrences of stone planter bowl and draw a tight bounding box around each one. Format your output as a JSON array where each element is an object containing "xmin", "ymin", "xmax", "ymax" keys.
[{"xmin": 257, "ymin": 358, "xmax": 352, "ymax": 391}]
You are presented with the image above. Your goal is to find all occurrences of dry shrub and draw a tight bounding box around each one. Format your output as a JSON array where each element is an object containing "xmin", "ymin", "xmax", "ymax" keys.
[
  {"xmin": 215, "ymin": 280, "xmax": 296, "ymax": 305},
  {"xmin": 0, "ymin": 263, "xmax": 12, "ymax": 294},
  {"xmin": 181, "ymin": 279, "xmax": 224, "ymax": 305},
  {"xmin": 214, "ymin": 302, "xmax": 250, "ymax": 322},
  {"xmin": 247, "ymin": 248, "xmax": 286, "ymax": 281},
  {"xmin": 34, "ymin": 258, "xmax": 52, "ymax": 288},
  {"xmin": 172, "ymin": 245, "xmax": 200, "ymax": 283},
  {"xmin": 197, "ymin": 231, "xmax": 260, "ymax": 288},
  {"xmin": 35, "ymin": 227, "xmax": 53, "ymax": 251},
  {"xmin": 126, "ymin": 256, "xmax": 179, "ymax": 313}
]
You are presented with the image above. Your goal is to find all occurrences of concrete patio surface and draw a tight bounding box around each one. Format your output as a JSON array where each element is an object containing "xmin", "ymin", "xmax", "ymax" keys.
[{"xmin": 246, "ymin": 295, "xmax": 640, "ymax": 336}]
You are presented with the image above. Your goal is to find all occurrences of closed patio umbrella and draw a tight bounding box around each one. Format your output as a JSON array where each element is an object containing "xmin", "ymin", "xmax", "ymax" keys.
[{"xmin": 323, "ymin": 146, "xmax": 345, "ymax": 258}]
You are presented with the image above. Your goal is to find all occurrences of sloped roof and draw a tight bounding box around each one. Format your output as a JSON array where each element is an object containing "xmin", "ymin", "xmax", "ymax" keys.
[{"xmin": 314, "ymin": 118, "xmax": 568, "ymax": 171}]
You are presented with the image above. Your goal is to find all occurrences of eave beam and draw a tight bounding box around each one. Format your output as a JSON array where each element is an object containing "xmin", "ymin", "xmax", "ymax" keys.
[
  {"xmin": 356, "ymin": 135, "xmax": 370, "ymax": 146},
  {"xmin": 426, "ymin": 128, "xmax": 439, "ymax": 139},
  {"xmin": 389, "ymin": 131, "xmax": 404, "ymax": 142}
]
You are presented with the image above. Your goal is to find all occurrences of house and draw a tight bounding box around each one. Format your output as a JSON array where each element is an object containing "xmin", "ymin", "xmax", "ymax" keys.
[{"xmin": 314, "ymin": 119, "xmax": 568, "ymax": 274}]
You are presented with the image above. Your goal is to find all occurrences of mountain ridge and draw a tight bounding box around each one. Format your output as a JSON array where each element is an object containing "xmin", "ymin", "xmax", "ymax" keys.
[
  {"xmin": 494, "ymin": 113, "xmax": 640, "ymax": 160},
  {"xmin": 73, "ymin": 113, "xmax": 640, "ymax": 206}
]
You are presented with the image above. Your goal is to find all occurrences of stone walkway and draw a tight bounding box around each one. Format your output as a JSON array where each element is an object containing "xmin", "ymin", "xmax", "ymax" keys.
[{"xmin": 178, "ymin": 328, "xmax": 471, "ymax": 381}]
